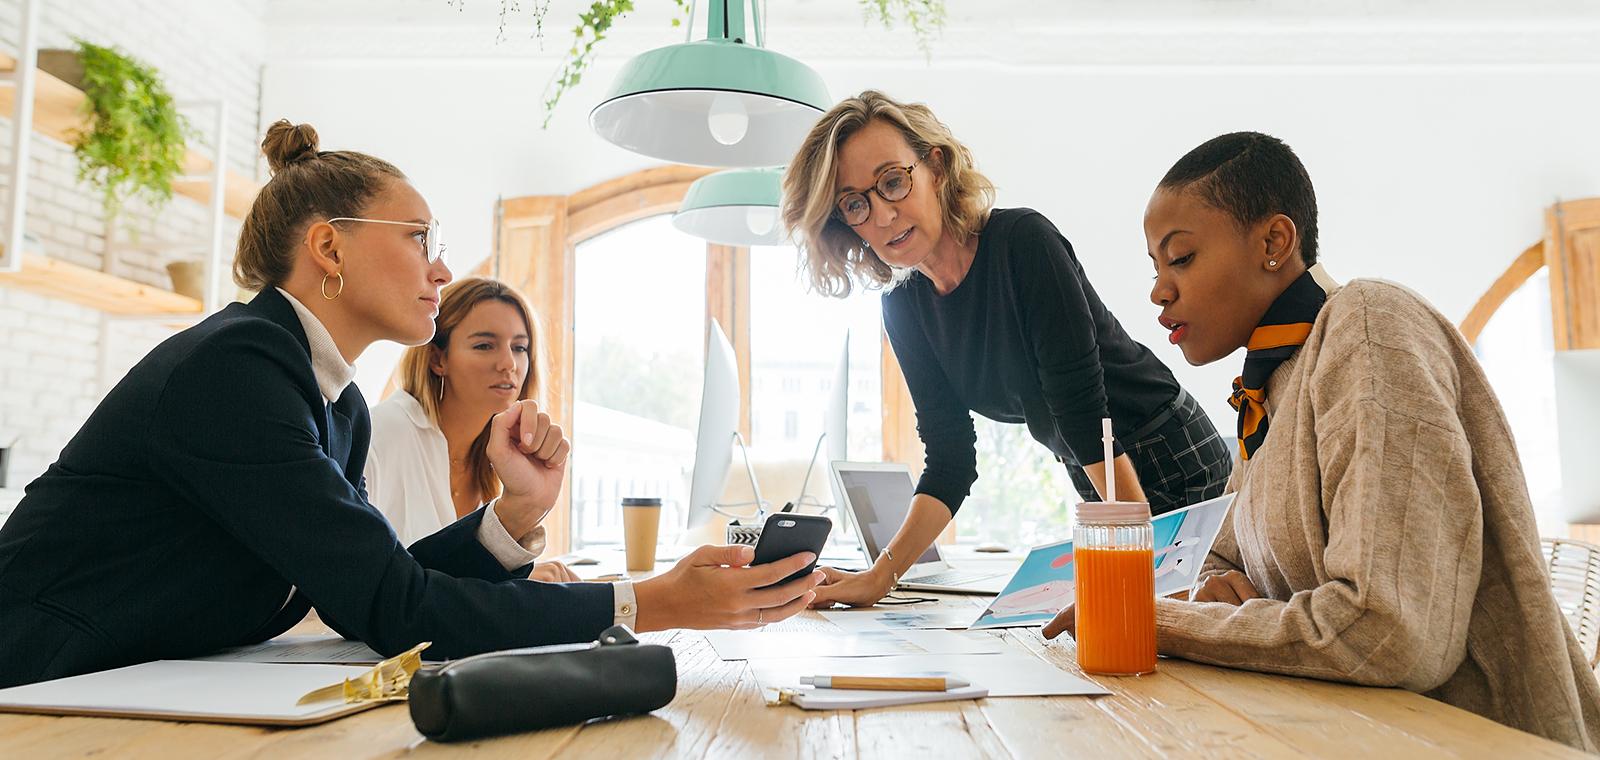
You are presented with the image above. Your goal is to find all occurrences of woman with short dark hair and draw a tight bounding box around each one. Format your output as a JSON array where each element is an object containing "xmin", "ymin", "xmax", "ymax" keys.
[{"xmin": 1046, "ymin": 131, "xmax": 1600, "ymax": 750}]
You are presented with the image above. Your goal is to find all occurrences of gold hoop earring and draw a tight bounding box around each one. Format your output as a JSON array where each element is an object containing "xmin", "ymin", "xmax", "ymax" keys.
[
  {"xmin": 437, "ymin": 376, "xmax": 445, "ymax": 402},
  {"xmin": 321, "ymin": 272, "xmax": 344, "ymax": 300}
]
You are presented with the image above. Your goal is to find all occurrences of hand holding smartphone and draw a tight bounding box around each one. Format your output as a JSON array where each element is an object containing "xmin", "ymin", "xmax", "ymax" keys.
[{"xmin": 751, "ymin": 513, "xmax": 831, "ymax": 589}]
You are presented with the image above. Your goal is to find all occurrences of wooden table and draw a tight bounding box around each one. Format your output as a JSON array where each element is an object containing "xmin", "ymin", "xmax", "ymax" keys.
[{"xmin": 0, "ymin": 598, "xmax": 1588, "ymax": 759}]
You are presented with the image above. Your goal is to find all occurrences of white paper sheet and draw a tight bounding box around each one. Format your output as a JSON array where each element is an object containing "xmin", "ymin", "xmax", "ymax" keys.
[
  {"xmin": 0, "ymin": 660, "xmax": 376, "ymax": 723},
  {"xmin": 705, "ymin": 629, "xmax": 1005, "ymax": 661},
  {"xmin": 194, "ymin": 635, "xmax": 398, "ymax": 665},
  {"xmin": 785, "ymin": 685, "xmax": 990, "ymax": 710},
  {"xmin": 751, "ymin": 651, "xmax": 1109, "ymax": 701},
  {"xmin": 821, "ymin": 609, "xmax": 981, "ymax": 632}
]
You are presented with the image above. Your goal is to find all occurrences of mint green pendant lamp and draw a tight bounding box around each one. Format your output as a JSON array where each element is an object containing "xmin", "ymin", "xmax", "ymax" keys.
[
  {"xmin": 590, "ymin": 0, "xmax": 831, "ymax": 167},
  {"xmin": 672, "ymin": 167, "xmax": 786, "ymax": 246}
]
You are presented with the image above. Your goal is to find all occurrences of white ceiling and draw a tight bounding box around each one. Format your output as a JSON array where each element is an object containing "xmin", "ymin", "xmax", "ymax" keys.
[{"xmin": 263, "ymin": 0, "xmax": 1600, "ymax": 66}]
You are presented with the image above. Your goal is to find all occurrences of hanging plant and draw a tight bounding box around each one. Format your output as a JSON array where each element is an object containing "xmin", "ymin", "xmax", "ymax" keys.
[
  {"xmin": 69, "ymin": 39, "xmax": 191, "ymax": 219},
  {"xmin": 861, "ymin": 0, "xmax": 946, "ymax": 56},
  {"xmin": 538, "ymin": 1, "xmax": 693, "ymax": 128},
  {"xmin": 450, "ymin": 1, "xmax": 946, "ymax": 127}
]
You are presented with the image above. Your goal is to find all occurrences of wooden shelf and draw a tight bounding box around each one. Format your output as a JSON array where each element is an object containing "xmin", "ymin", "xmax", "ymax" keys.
[
  {"xmin": 0, "ymin": 246, "xmax": 201, "ymax": 316},
  {"xmin": 0, "ymin": 52, "xmax": 260, "ymax": 219}
]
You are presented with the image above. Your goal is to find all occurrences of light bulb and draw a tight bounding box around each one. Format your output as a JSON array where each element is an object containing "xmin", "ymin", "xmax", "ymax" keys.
[
  {"xmin": 707, "ymin": 93, "xmax": 749, "ymax": 146},
  {"xmin": 745, "ymin": 205, "xmax": 777, "ymax": 237}
]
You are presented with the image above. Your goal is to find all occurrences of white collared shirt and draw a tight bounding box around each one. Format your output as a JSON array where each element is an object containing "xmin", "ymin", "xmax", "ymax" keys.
[
  {"xmin": 1308, "ymin": 262, "xmax": 1340, "ymax": 294},
  {"xmin": 275, "ymin": 288, "xmax": 357, "ymax": 404},
  {"xmin": 366, "ymin": 390, "xmax": 638, "ymax": 630}
]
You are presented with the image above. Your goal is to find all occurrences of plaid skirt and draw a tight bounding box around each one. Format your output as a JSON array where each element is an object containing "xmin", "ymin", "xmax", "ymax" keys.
[{"xmin": 1065, "ymin": 389, "xmax": 1233, "ymax": 516}]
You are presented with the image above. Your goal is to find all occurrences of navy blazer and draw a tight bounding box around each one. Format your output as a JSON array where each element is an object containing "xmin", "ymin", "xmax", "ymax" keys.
[{"xmin": 0, "ymin": 288, "xmax": 613, "ymax": 687}]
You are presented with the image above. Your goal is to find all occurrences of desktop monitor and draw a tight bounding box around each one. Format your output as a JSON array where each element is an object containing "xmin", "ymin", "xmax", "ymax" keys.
[
  {"xmin": 687, "ymin": 319, "xmax": 757, "ymax": 528},
  {"xmin": 795, "ymin": 332, "xmax": 849, "ymax": 510},
  {"xmin": 825, "ymin": 332, "xmax": 849, "ymax": 464},
  {"xmin": 1555, "ymin": 349, "xmax": 1600, "ymax": 523}
]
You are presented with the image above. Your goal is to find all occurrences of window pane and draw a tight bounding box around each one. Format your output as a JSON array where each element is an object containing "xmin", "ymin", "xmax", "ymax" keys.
[
  {"xmin": 571, "ymin": 215, "xmax": 706, "ymax": 548},
  {"xmin": 1473, "ymin": 269, "xmax": 1561, "ymax": 529},
  {"xmin": 748, "ymin": 247, "xmax": 883, "ymax": 514},
  {"xmin": 960, "ymin": 415, "xmax": 1078, "ymax": 548}
]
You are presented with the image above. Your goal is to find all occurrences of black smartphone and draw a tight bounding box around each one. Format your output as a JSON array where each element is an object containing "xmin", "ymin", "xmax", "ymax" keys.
[{"xmin": 751, "ymin": 513, "xmax": 832, "ymax": 589}]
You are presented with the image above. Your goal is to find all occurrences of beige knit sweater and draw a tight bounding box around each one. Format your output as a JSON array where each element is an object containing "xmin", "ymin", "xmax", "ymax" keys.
[{"xmin": 1154, "ymin": 278, "xmax": 1600, "ymax": 751}]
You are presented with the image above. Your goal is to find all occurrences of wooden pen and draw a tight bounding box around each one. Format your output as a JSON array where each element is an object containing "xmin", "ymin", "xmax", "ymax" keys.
[{"xmin": 799, "ymin": 675, "xmax": 970, "ymax": 691}]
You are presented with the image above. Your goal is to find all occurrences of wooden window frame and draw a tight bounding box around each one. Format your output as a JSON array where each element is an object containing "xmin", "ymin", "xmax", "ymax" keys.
[
  {"xmin": 1461, "ymin": 197, "xmax": 1600, "ymax": 350},
  {"xmin": 479, "ymin": 166, "xmax": 925, "ymax": 551}
]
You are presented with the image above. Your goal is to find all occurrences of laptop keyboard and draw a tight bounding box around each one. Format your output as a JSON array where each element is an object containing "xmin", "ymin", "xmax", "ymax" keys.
[{"xmin": 906, "ymin": 569, "xmax": 1002, "ymax": 587}]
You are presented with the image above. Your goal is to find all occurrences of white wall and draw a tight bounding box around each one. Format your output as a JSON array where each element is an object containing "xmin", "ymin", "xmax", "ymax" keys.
[
  {"xmin": 262, "ymin": 55, "xmax": 1600, "ymax": 431},
  {"xmin": 0, "ymin": 0, "xmax": 267, "ymax": 487},
  {"xmin": 0, "ymin": 1, "xmax": 1589, "ymax": 523}
]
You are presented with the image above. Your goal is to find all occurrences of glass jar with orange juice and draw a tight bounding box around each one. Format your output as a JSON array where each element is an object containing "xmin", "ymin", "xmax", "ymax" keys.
[{"xmin": 1074, "ymin": 500, "xmax": 1156, "ymax": 676}]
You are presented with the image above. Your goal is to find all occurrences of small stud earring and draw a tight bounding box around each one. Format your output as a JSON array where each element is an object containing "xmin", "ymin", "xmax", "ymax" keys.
[{"xmin": 1268, "ymin": 260, "xmax": 1278, "ymax": 267}]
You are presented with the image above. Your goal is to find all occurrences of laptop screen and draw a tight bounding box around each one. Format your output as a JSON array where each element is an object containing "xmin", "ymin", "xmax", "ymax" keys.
[{"xmin": 835, "ymin": 464, "xmax": 941, "ymax": 565}]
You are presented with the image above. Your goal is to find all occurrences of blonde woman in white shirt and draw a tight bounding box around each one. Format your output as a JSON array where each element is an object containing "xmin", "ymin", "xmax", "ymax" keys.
[{"xmin": 366, "ymin": 277, "xmax": 577, "ymax": 582}]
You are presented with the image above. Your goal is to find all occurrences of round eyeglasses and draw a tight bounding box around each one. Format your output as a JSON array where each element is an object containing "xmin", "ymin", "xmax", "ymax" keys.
[
  {"xmin": 834, "ymin": 158, "xmax": 921, "ymax": 227},
  {"xmin": 325, "ymin": 217, "xmax": 446, "ymax": 264}
]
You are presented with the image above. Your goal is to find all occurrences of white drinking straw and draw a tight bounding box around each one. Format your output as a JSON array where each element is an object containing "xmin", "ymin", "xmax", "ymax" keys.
[{"xmin": 1102, "ymin": 417, "xmax": 1116, "ymax": 503}]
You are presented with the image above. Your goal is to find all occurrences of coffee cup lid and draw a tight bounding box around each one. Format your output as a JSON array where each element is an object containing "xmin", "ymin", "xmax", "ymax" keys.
[{"xmin": 622, "ymin": 497, "xmax": 662, "ymax": 507}]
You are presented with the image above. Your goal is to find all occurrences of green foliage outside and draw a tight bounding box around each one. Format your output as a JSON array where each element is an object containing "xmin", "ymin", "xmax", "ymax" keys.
[
  {"xmin": 576, "ymin": 334, "xmax": 701, "ymax": 430},
  {"xmin": 961, "ymin": 415, "xmax": 1077, "ymax": 547}
]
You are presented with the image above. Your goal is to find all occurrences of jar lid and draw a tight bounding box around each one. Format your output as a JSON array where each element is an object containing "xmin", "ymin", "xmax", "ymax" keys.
[
  {"xmin": 1075, "ymin": 500, "xmax": 1151, "ymax": 524},
  {"xmin": 621, "ymin": 497, "xmax": 662, "ymax": 506}
]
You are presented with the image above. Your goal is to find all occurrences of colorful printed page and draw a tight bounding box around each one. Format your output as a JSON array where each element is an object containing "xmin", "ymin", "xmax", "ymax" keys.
[{"xmin": 969, "ymin": 493, "xmax": 1234, "ymax": 630}]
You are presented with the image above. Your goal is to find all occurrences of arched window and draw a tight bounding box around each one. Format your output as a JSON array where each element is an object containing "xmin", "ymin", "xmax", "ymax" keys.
[{"xmin": 477, "ymin": 167, "xmax": 917, "ymax": 551}]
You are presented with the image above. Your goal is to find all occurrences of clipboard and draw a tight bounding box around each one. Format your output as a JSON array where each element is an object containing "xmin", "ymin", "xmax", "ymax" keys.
[{"xmin": 0, "ymin": 660, "xmax": 390, "ymax": 727}]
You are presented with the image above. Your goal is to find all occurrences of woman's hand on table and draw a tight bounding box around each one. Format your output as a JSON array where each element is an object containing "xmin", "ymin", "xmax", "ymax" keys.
[
  {"xmin": 1192, "ymin": 571, "xmax": 1261, "ymax": 605},
  {"xmin": 807, "ymin": 565, "xmax": 896, "ymax": 609},
  {"xmin": 1042, "ymin": 604, "xmax": 1076, "ymax": 640}
]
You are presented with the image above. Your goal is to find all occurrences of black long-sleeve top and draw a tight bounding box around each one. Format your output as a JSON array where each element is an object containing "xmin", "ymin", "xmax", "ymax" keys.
[{"xmin": 882, "ymin": 207, "xmax": 1181, "ymax": 514}]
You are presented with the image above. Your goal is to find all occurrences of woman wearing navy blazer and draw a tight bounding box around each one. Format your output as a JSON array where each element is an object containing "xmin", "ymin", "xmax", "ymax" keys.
[{"xmin": 0, "ymin": 120, "xmax": 821, "ymax": 688}]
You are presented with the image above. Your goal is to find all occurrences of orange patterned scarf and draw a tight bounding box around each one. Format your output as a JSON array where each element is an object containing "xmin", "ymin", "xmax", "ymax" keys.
[{"xmin": 1229, "ymin": 270, "xmax": 1326, "ymax": 460}]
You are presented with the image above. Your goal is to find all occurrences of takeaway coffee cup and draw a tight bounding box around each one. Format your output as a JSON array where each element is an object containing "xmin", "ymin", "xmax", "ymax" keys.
[{"xmin": 622, "ymin": 497, "xmax": 663, "ymax": 572}]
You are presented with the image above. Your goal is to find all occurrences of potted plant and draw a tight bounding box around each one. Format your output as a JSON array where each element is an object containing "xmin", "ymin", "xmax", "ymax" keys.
[{"xmin": 38, "ymin": 39, "xmax": 190, "ymax": 220}]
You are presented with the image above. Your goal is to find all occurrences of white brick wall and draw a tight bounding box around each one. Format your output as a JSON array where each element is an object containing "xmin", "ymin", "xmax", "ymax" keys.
[{"xmin": 0, "ymin": 0, "xmax": 267, "ymax": 488}]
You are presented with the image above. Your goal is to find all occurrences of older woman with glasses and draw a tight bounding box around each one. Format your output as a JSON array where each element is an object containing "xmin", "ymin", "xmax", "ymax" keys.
[{"xmin": 782, "ymin": 90, "xmax": 1229, "ymax": 609}]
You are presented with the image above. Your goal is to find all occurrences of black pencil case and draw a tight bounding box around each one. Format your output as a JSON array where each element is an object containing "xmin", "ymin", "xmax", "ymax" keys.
[{"xmin": 408, "ymin": 625, "xmax": 676, "ymax": 742}]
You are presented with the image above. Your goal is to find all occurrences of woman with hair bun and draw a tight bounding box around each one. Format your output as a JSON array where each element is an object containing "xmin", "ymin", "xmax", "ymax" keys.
[{"xmin": 0, "ymin": 119, "xmax": 822, "ymax": 688}]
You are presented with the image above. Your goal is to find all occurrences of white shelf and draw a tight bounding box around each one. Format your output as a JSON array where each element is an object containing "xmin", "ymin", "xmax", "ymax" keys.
[{"xmin": 0, "ymin": 51, "xmax": 261, "ymax": 219}]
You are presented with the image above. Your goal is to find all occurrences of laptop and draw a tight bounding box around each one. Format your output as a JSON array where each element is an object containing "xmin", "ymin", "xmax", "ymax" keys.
[{"xmin": 828, "ymin": 461, "xmax": 1009, "ymax": 595}]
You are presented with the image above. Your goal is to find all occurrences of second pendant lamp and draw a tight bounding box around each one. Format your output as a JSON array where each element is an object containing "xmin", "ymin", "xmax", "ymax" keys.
[{"xmin": 672, "ymin": 167, "xmax": 786, "ymax": 246}]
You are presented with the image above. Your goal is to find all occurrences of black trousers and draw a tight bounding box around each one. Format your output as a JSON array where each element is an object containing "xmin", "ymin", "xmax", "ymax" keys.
[{"xmin": 1065, "ymin": 389, "xmax": 1232, "ymax": 516}]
